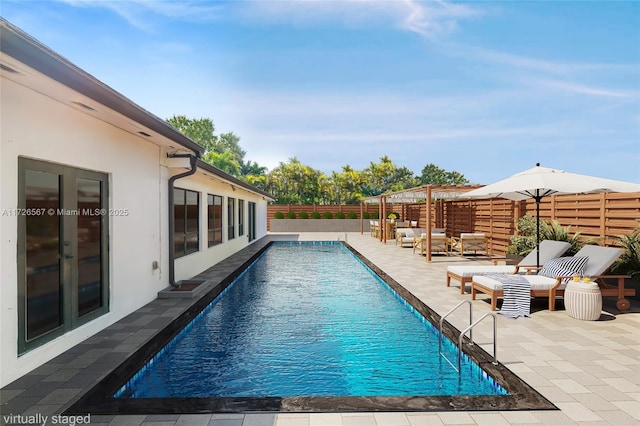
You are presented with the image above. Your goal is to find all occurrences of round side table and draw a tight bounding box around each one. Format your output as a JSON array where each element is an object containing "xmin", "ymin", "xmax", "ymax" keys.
[{"xmin": 564, "ymin": 280, "xmax": 602, "ymax": 321}]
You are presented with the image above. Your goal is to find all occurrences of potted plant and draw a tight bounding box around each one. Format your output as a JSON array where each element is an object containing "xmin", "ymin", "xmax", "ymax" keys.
[
  {"xmin": 611, "ymin": 226, "xmax": 640, "ymax": 280},
  {"xmin": 506, "ymin": 215, "xmax": 589, "ymax": 260}
]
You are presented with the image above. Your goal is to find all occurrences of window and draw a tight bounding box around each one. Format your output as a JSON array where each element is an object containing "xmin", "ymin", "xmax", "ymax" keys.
[
  {"xmin": 18, "ymin": 158, "xmax": 109, "ymax": 354},
  {"xmin": 207, "ymin": 194, "xmax": 223, "ymax": 247},
  {"xmin": 238, "ymin": 199, "xmax": 245, "ymax": 237},
  {"xmin": 174, "ymin": 188, "xmax": 199, "ymax": 258},
  {"xmin": 227, "ymin": 197, "xmax": 235, "ymax": 240},
  {"xmin": 248, "ymin": 201, "xmax": 256, "ymax": 242}
]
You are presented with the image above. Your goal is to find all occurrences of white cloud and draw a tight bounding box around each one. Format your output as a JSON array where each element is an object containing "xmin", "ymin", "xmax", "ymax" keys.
[
  {"xmin": 236, "ymin": 0, "xmax": 480, "ymax": 39},
  {"xmin": 533, "ymin": 78, "xmax": 637, "ymax": 99},
  {"xmin": 59, "ymin": 0, "xmax": 223, "ymax": 31}
]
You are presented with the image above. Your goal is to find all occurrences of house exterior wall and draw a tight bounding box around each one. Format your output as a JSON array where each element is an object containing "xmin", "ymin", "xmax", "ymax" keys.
[
  {"xmin": 0, "ymin": 76, "xmax": 268, "ymax": 386},
  {"xmin": 172, "ymin": 172, "xmax": 269, "ymax": 282}
]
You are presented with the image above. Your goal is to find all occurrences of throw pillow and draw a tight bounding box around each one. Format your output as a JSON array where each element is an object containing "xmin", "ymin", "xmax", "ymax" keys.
[{"xmin": 539, "ymin": 256, "xmax": 589, "ymax": 279}]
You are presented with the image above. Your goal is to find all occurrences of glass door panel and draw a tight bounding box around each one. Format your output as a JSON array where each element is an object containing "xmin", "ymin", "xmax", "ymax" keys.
[
  {"xmin": 76, "ymin": 178, "xmax": 103, "ymax": 317},
  {"xmin": 19, "ymin": 158, "xmax": 109, "ymax": 354},
  {"xmin": 25, "ymin": 170, "xmax": 62, "ymax": 340}
]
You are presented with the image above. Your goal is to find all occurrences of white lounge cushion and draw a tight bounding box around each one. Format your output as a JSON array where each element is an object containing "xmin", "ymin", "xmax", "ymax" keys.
[
  {"xmin": 473, "ymin": 274, "xmax": 566, "ymax": 291},
  {"xmin": 447, "ymin": 240, "xmax": 572, "ymax": 277},
  {"xmin": 395, "ymin": 228, "xmax": 413, "ymax": 238},
  {"xmin": 449, "ymin": 265, "xmax": 518, "ymax": 277}
]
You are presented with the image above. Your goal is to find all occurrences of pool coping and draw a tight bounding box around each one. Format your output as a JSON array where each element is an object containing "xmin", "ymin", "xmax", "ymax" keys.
[{"xmin": 63, "ymin": 240, "xmax": 557, "ymax": 415}]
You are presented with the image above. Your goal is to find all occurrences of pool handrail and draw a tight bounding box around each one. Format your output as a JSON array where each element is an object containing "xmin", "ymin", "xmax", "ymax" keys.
[
  {"xmin": 438, "ymin": 300, "xmax": 473, "ymax": 371},
  {"xmin": 458, "ymin": 312, "xmax": 498, "ymax": 372}
]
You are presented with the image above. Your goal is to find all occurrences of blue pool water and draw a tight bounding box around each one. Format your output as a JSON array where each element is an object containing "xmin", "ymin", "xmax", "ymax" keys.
[{"xmin": 117, "ymin": 242, "xmax": 507, "ymax": 398}]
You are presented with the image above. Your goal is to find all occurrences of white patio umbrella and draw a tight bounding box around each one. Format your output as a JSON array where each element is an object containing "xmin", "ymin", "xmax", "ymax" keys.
[{"xmin": 464, "ymin": 163, "xmax": 640, "ymax": 267}]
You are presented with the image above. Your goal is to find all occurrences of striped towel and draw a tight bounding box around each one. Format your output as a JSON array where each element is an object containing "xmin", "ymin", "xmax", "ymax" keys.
[{"xmin": 485, "ymin": 274, "xmax": 531, "ymax": 319}]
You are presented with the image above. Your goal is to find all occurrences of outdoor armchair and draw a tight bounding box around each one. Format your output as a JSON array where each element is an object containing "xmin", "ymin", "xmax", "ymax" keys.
[
  {"xmin": 413, "ymin": 232, "xmax": 449, "ymax": 256},
  {"xmin": 450, "ymin": 233, "xmax": 488, "ymax": 256}
]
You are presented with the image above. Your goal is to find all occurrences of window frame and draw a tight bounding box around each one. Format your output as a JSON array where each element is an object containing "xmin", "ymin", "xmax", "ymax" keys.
[
  {"xmin": 227, "ymin": 197, "xmax": 235, "ymax": 240},
  {"xmin": 207, "ymin": 194, "xmax": 223, "ymax": 247},
  {"xmin": 174, "ymin": 187, "xmax": 200, "ymax": 258},
  {"xmin": 238, "ymin": 199, "xmax": 245, "ymax": 237},
  {"xmin": 17, "ymin": 157, "xmax": 110, "ymax": 355}
]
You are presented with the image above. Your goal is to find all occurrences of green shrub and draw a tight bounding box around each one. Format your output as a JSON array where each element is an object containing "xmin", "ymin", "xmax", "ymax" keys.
[
  {"xmin": 286, "ymin": 211, "xmax": 296, "ymax": 219},
  {"xmin": 370, "ymin": 211, "xmax": 379, "ymax": 219},
  {"xmin": 322, "ymin": 211, "xmax": 333, "ymax": 219},
  {"xmin": 311, "ymin": 211, "xmax": 321, "ymax": 219},
  {"xmin": 506, "ymin": 214, "xmax": 589, "ymax": 256},
  {"xmin": 347, "ymin": 211, "xmax": 358, "ymax": 219},
  {"xmin": 611, "ymin": 226, "xmax": 640, "ymax": 280},
  {"xmin": 273, "ymin": 211, "xmax": 284, "ymax": 219},
  {"xmin": 298, "ymin": 211, "xmax": 309, "ymax": 219},
  {"xmin": 540, "ymin": 219, "xmax": 590, "ymax": 255},
  {"xmin": 363, "ymin": 211, "xmax": 370, "ymax": 219},
  {"xmin": 335, "ymin": 211, "xmax": 346, "ymax": 219}
]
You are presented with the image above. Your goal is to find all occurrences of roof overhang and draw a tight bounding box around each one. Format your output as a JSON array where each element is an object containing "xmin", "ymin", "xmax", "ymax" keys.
[
  {"xmin": 0, "ymin": 18, "xmax": 205, "ymax": 156},
  {"xmin": 196, "ymin": 160, "xmax": 274, "ymax": 201}
]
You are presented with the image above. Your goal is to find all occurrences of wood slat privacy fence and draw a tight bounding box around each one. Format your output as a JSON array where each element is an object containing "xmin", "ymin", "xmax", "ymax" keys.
[{"xmin": 267, "ymin": 192, "xmax": 640, "ymax": 255}]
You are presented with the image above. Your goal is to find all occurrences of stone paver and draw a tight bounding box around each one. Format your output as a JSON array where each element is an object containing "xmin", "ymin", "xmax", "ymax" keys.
[{"xmin": 1, "ymin": 232, "xmax": 638, "ymax": 425}]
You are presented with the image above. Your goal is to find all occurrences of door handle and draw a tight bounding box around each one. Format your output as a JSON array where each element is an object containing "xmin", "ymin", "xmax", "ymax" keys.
[{"xmin": 64, "ymin": 253, "xmax": 74, "ymax": 259}]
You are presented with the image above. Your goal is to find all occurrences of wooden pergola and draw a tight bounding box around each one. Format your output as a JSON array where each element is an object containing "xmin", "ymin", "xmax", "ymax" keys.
[{"xmin": 360, "ymin": 184, "xmax": 482, "ymax": 262}]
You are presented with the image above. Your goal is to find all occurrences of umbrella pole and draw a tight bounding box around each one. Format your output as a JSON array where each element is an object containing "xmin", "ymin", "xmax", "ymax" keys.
[{"xmin": 536, "ymin": 191, "xmax": 541, "ymax": 268}]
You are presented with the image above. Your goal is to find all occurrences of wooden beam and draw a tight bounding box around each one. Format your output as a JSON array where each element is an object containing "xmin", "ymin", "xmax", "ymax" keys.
[{"xmin": 426, "ymin": 185, "xmax": 432, "ymax": 262}]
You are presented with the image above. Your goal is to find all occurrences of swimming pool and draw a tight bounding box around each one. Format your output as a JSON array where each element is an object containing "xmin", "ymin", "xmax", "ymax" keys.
[
  {"xmin": 117, "ymin": 242, "xmax": 506, "ymax": 398},
  {"xmin": 66, "ymin": 239, "xmax": 556, "ymax": 414}
]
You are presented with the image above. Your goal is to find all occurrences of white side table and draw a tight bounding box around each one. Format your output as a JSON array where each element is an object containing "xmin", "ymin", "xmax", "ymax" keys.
[{"xmin": 564, "ymin": 280, "xmax": 602, "ymax": 321}]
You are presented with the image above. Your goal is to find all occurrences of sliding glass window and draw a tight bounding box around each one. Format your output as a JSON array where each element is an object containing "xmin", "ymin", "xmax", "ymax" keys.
[
  {"xmin": 174, "ymin": 188, "xmax": 199, "ymax": 258},
  {"xmin": 207, "ymin": 194, "xmax": 223, "ymax": 247},
  {"xmin": 238, "ymin": 199, "xmax": 245, "ymax": 237},
  {"xmin": 227, "ymin": 197, "xmax": 235, "ymax": 240}
]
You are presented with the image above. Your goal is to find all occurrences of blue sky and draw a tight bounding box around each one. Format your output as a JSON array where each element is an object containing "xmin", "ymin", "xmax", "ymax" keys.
[{"xmin": 2, "ymin": 0, "xmax": 639, "ymax": 184}]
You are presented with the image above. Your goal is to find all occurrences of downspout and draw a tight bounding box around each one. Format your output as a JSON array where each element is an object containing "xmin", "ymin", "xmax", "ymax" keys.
[{"xmin": 168, "ymin": 153, "xmax": 199, "ymax": 287}]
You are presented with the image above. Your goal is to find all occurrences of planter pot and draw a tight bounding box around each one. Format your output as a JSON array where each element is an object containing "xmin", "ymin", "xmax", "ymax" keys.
[{"xmin": 564, "ymin": 280, "xmax": 602, "ymax": 321}]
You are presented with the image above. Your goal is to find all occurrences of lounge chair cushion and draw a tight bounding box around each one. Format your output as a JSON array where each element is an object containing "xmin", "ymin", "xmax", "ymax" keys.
[
  {"xmin": 576, "ymin": 245, "xmax": 623, "ymax": 276},
  {"xmin": 474, "ymin": 274, "xmax": 567, "ymax": 290},
  {"xmin": 460, "ymin": 233, "xmax": 485, "ymax": 238},
  {"xmin": 449, "ymin": 265, "xmax": 518, "ymax": 277},
  {"xmin": 539, "ymin": 256, "xmax": 588, "ymax": 279},
  {"xmin": 516, "ymin": 240, "xmax": 572, "ymax": 266}
]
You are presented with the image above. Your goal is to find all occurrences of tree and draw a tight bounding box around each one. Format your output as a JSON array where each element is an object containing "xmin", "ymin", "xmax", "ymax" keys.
[
  {"xmin": 166, "ymin": 115, "xmax": 268, "ymax": 179},
  {"xmin": 166, "ymin": 115, "xmax": 217, "ymax": 152},
  {"xmin": 419, "ymin": 163, "xmax": 469, "ymax": 185},
  {"xmin": 217, "ymin": 132, "xmax": 246, "ymax": 165},
  {"xmin": 390, "ymin": 166, "xmax": 419, "ymax": 192},
  {"xmin": 202, "ymin": 150, "xmax": 241, "ymax": 176},
  {"xmin": 330, "ymin": 165, "xmax": 365, "ymax": 204},
  {"xmin": 362, "ymin": 156, "xmax": 397, "ymax": 195}
]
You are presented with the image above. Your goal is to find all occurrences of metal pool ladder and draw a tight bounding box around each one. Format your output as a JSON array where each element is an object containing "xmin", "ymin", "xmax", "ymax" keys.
[{"xmin": 438, "ymin": 300, "xmax": 498, "ymax": 373}]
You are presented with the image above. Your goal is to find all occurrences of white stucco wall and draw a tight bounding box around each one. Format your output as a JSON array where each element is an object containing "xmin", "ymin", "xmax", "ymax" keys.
[
  {"xmin": 0, "ymin": 77, "xmax": 167, "ymax": 386},
  {"xmin": 0, "ymin": 76, "xmax": 269, "ymax": 387}
]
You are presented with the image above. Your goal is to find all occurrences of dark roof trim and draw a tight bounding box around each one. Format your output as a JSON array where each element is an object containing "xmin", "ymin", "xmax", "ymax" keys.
[
  {"xmin": 197, "ymin": 159, "xmax": 274, "ymax": 200},
  {"xmin": 0, "ymin": 18, "xmax": 205, "ymax": 155}
]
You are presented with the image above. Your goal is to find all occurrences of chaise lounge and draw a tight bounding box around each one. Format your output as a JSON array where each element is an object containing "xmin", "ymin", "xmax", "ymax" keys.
[
  {"xmin": 446, "ymin": 240, "xmax": 571, "ymax": 294},
  {"xmin": 471, "ymin": 245, "xmax": 635, "ymax": 311}
]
